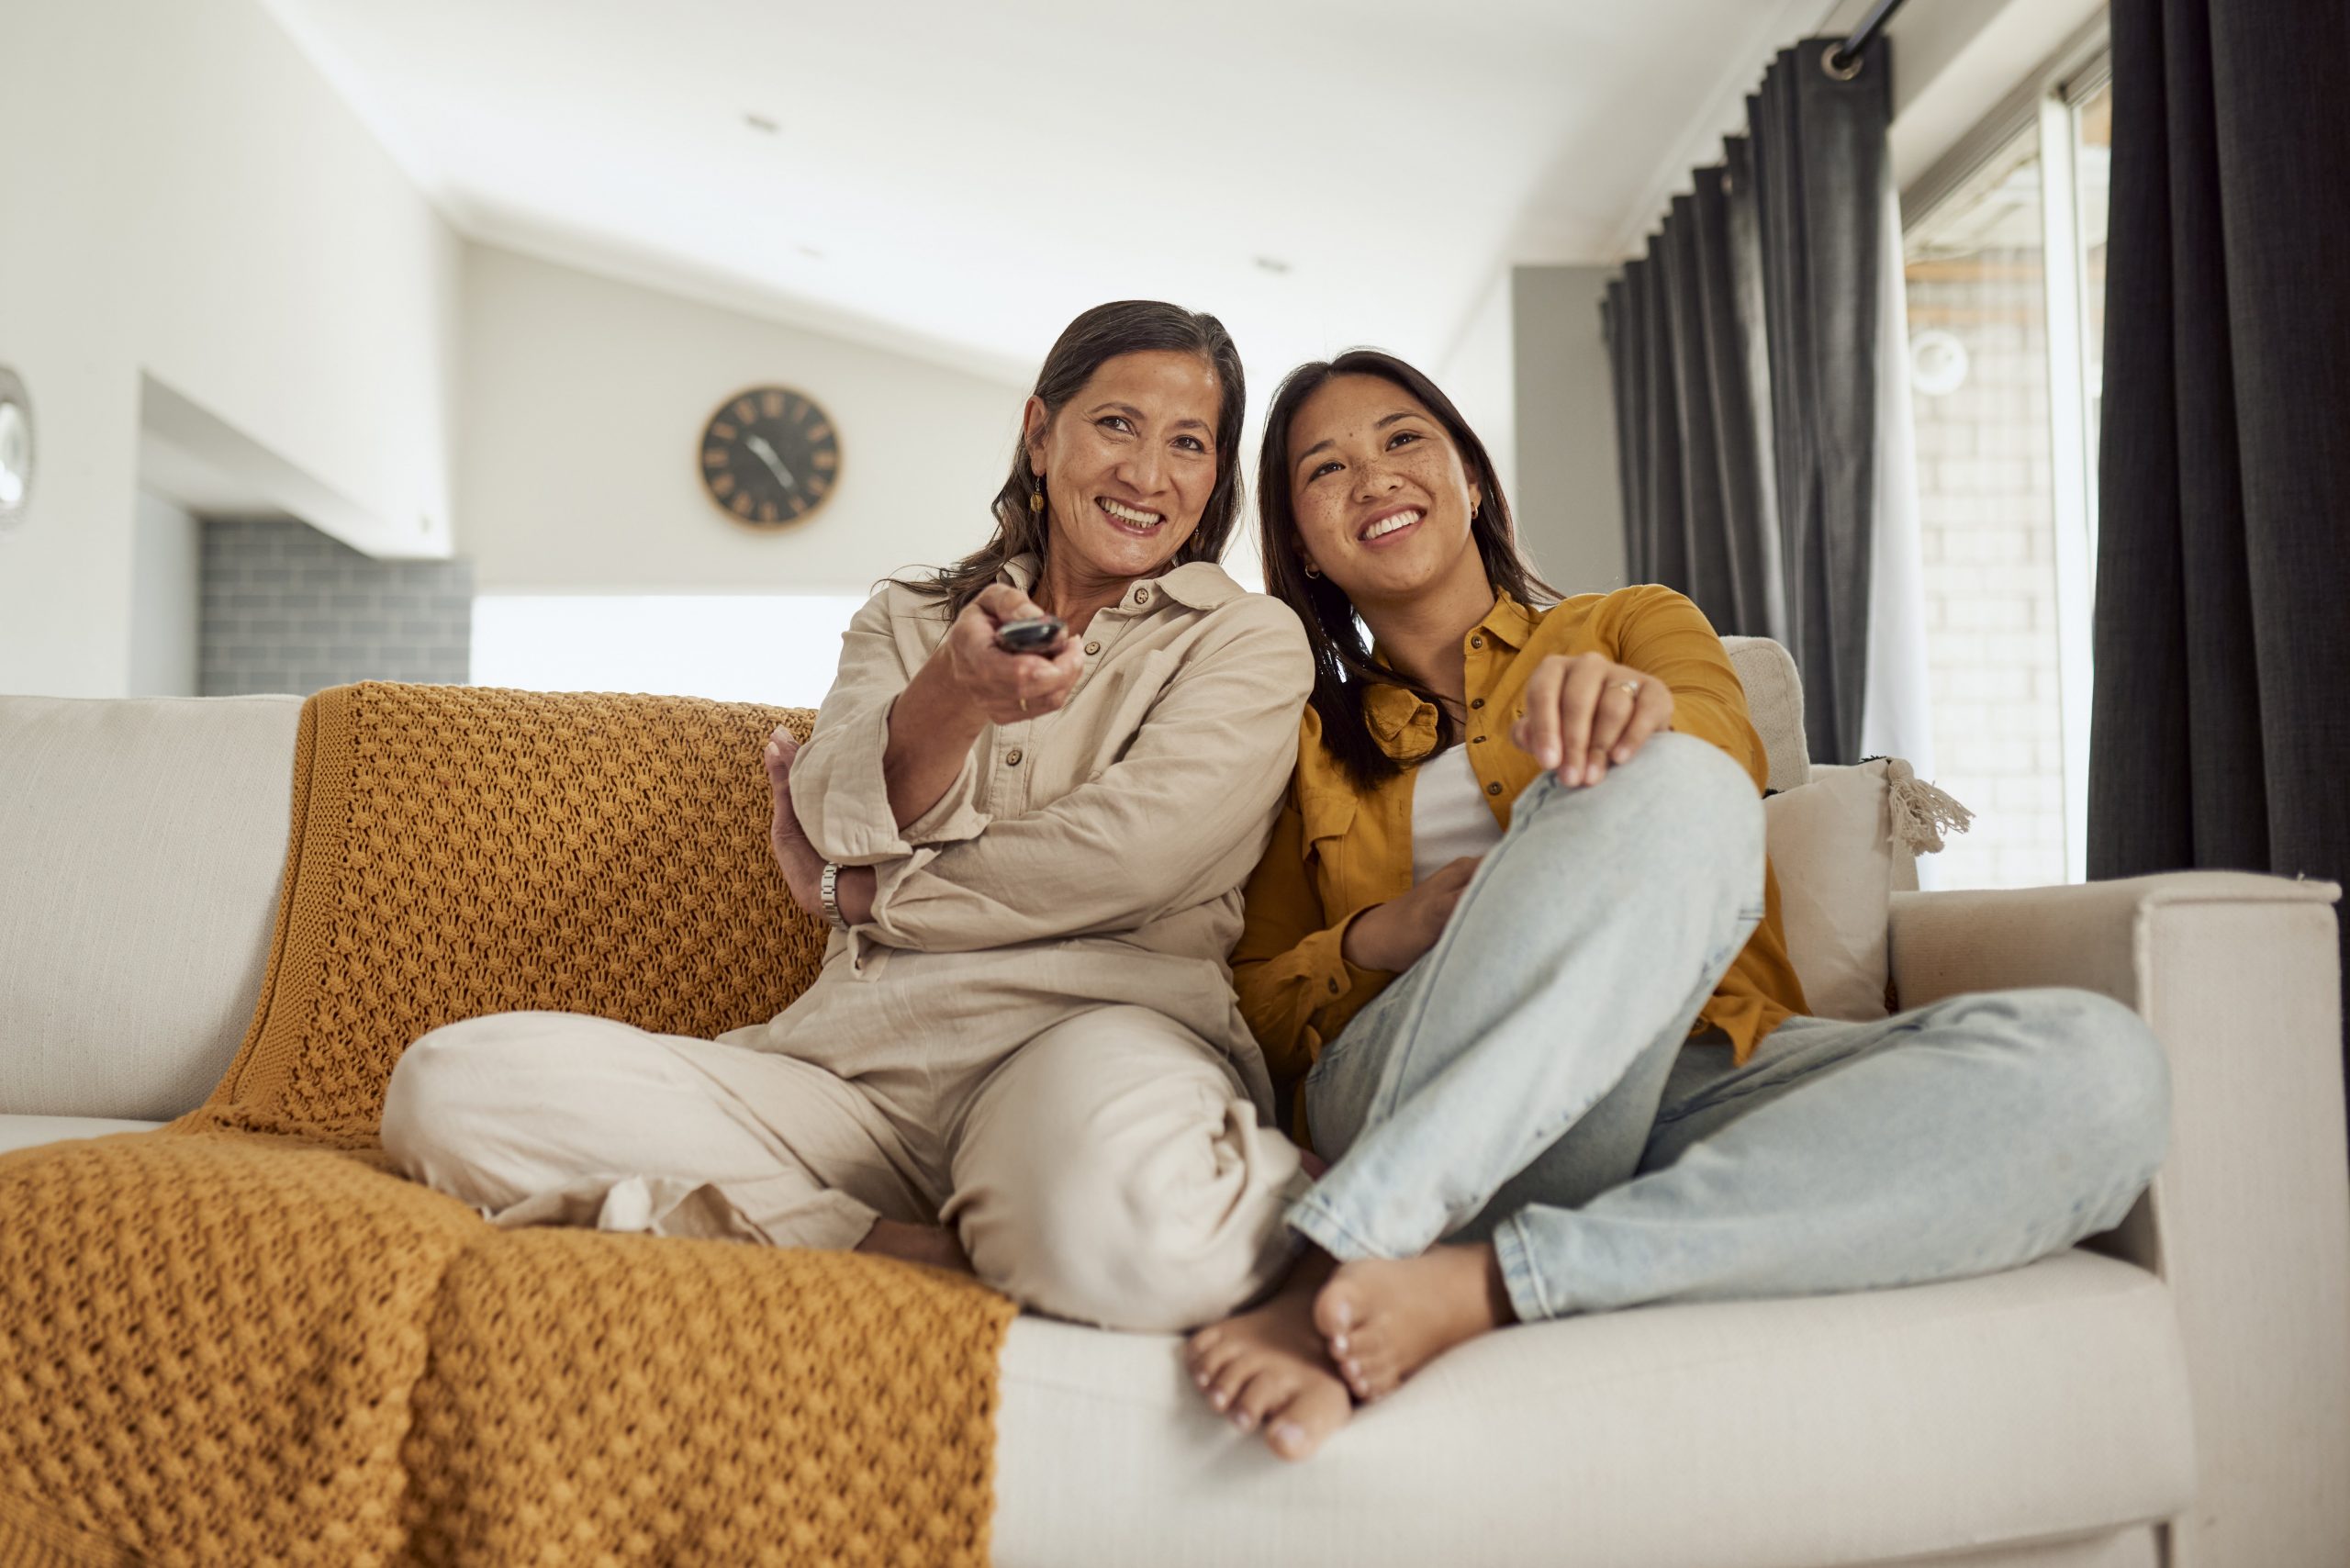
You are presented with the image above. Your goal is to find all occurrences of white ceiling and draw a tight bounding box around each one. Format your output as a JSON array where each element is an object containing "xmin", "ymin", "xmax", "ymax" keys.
[{"xmin": 265, "ymin": 0, "xmax": 1841, "ymax": 389}]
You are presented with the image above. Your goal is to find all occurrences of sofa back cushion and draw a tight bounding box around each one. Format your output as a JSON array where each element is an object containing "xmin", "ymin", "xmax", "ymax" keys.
[
  {"xmin": 195, "ymin": 682, "xmax": 830, "ymax": 1136},
  {"xmin": 1763, "ymin": 759, "xmax": 1920, "ymax": 1021},
  {"xmin": 0, "ymin": 695, "xmax": 303, "ymax": 1118},
  {"xmin": 1719, "ymin": 636, "xmax": 1808, "ymax": 794}
]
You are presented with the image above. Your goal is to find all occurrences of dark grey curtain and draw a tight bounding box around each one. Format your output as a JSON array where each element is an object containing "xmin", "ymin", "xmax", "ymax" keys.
[
  {"xmin": 2088, "ymin": 0, "xmax": 2350, "ymax": 1129},
  {"xmin": 1602, "ymin": 38, "xmax": 1891, "ymax": 765}
]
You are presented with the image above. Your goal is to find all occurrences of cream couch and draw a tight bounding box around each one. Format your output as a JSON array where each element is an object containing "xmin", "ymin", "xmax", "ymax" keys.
[{"xmin": 4, "ymin": 643, "xmax": 2346, "ymax": 1568}]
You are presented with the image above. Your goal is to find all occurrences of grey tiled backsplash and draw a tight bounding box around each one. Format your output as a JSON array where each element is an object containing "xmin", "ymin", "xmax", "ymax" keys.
[{"xmin": 199, "ymin": 518, "xmax": 472, "ymax": 696}]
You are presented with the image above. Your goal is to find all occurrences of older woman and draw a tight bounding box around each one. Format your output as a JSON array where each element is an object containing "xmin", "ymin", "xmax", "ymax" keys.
[
  {"xmin": 383, "ymin": 301, "xmax": 1313, "ymax": 1333},
  {"xmin": 1181, "ymin": 349, "xmax": 2171, "ymax": 1459}
]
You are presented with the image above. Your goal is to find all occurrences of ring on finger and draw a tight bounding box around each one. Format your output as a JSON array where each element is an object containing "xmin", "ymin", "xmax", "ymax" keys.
[
  {"xmin": 1019, "ymin": 696, "xmax": 1029, "ymax": 713},
  {"xmin": 1611, "ymin": 679, "xmax": 1641, "ymax": 698}
]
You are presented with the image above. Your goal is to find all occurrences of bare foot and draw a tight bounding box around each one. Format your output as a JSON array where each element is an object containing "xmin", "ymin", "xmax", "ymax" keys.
[
  {"xmin": 1315, "ymin": 1243, "xmax": 1514, "ymax": 1401},
  {"xmin": 762, "ymin": 727, "xmax": 822, "ymax": 912},
  {"xmin": 857, "ymin": 1217, "xmax": 974, "ymax": 1276},
  {"xmin": 1183, "ymin": 1252, "xmax": 1354, "ymax": 1462}
]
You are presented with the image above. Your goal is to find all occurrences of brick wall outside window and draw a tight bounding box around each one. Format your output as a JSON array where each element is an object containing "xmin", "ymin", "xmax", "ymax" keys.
[{"xmin": 1905, "ymin": 246, "xmax": 2067, "ymax": 890}]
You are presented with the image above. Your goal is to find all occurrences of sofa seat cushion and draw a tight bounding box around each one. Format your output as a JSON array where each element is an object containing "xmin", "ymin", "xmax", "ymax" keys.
[
  {"xmin": 992, "ymin": 1249, "xmax": 2194, "ymax": 1568},
  {"xmin": 0, "ymin": 1114, "xmax": 164, "ymax": 1156}
]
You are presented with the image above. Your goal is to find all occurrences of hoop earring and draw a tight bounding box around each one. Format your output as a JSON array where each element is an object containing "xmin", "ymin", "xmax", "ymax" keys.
[
  {"xmin": 1303, "ymin": 563, "xmax": 1321, "ymax": 579},
  {"xmin": 1030, "ymin": 473, "xmax": 1046, "ymax": 516}
]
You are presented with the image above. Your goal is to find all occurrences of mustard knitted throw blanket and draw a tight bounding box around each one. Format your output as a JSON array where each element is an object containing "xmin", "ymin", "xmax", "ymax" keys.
[{"xmin": 0, "ymin": 681, "xmax": 1017, "ymax": 1566}]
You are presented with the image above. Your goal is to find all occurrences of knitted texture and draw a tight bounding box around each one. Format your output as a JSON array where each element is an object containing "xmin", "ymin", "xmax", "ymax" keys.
[
  {"xmin": 401, "ymin": 1231, "xmax": 1007, "ymax": 1566},
  {"xmin": 196, "ymin": 680, "xmax": 836, "ymax": 1140},
  {"xmin": 0, "ymin": 681, "xmax": 1017, "ymax": 1565},
  {"xmin": 0, "ymin": 1130, "xmax": 486, "ymax": 1567}
]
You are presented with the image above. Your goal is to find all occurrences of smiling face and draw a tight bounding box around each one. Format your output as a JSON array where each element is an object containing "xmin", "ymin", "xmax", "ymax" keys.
[
  {"xmin": 1027, "ymin": 349, "xmax": 1224, "ymax": 596},
  {"xmin": 1285, "ymin": 374, "xmax": 1485, "ymax": 611}
]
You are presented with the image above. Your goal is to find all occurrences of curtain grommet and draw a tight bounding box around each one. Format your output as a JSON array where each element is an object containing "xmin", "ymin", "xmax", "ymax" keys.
[{"xmin": 1821, "ymin": 41, "xmax": 1863, "ymax": 81}]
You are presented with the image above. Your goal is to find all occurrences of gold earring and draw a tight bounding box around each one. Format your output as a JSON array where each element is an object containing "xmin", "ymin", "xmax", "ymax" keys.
[
  {"xmin": 1030, "ymin": 474, "xmax": 1046, "ymax": 516},
  {"xmin": 1303, "ymin": 562, "xmax": 1321, "ymax": 579}
]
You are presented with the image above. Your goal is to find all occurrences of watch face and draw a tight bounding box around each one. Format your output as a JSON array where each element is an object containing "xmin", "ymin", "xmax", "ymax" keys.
[{"xmin": 699, "ymin": 386, "xmax": 839, "ymax": 529}]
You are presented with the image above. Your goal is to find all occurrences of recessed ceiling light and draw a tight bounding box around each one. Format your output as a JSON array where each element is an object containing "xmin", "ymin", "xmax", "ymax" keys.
[
  {"xmin": 1254, "ymin": 256, "xmax": 1292, "ymax": 275},
  {"xmin": 744, "ymin": 112, "xmax": 779, "ymax": 134}
]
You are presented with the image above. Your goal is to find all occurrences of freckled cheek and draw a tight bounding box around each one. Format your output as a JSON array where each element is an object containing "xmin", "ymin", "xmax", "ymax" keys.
[
  {"xmin": 1294, "ymin": 502, "xmax": 1346, "ymax": 560},
  {"xmin": 1406, "ymin": 451, "xmax": 1463, "ymax": 495}
]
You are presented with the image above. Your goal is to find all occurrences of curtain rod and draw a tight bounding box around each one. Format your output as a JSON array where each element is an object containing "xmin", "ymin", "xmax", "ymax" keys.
[{"xmin": 1826, "ymin": 0, "xmax": 1910, "ymax": 75}]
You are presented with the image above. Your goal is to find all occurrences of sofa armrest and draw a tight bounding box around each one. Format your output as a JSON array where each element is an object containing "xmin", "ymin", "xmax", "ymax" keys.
[{"xmin": 1889, "ymin": 871, "xmax": 2350, "ymax": 1568}]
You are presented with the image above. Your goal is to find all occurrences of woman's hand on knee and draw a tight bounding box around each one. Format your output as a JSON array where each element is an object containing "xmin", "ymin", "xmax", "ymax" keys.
[
  {"xmin": 1511, "ymin": 652, "xmax": 1675, "ymax": 788},
  {"xmin": 941, "ymin": 585, "xmax": 1084, "ymax": 725},
  {"xmin": 1341, "ymin": 856, "xmax": 1481, "ymax": 973}
]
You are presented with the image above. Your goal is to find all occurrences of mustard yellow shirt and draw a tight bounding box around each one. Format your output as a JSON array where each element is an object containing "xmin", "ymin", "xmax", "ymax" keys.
[{"xmin": 1232, "ymin": 584, "xmax": 1810, "ymax": 1111}]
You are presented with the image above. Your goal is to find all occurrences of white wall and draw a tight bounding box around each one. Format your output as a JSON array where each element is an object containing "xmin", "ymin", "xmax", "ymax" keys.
[
  {"xmin": 128, "ymin": 491, "xmax": 200, "ymax": 697},
  {"xmin": 460, "ymin": 244, "xmax": 1032, "ymax": 597},
  {"xmin": 1436, "ymin": 268, "xmax": 1520, "ymax": 513},
  {"xmin": 0, "ymin": 0, "xmax": 460, "ymax": 698},
  {"xmin": 1511, "ymin": 265, "xmax": 1627, "ymax": 595}
]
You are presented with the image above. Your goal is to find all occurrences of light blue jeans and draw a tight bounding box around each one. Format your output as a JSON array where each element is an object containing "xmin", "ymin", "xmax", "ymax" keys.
[{"xmin": 1286, "ymin": 733, "xmax": 2172, "ymax": 1323}]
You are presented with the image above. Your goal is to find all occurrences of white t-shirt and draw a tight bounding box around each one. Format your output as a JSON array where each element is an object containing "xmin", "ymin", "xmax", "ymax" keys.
[{"xmin": 1410, "ymin": 744, "xmax": 1505, "ymax": 886}]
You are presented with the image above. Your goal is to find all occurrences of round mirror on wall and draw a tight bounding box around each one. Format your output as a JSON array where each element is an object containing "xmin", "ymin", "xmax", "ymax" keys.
[{"xmin": 0, "ymin": 368, "xmax": 31, "ymax": 526}]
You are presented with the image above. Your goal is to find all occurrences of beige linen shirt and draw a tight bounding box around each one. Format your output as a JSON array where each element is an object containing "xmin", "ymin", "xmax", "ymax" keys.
[{"xmin": 741, "ymin": 552, "xmax": 1314, "ymax": 1128}]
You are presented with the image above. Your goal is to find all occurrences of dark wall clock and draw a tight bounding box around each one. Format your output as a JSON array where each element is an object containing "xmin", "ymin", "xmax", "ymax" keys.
[{"xmin": 698, "ymin": 386, "xmax": 840, "ymax": 530}]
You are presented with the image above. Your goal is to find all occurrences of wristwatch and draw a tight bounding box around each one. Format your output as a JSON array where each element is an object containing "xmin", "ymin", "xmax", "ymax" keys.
[{"xmin": 819, "ymin": 862, "xmax": 851, "ymax": 932}]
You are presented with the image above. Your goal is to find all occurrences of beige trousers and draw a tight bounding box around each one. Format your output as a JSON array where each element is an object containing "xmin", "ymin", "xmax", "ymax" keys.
[{"xmin": 380, "ymin": 1005, "xmax": 1305, "ymax": 1332}]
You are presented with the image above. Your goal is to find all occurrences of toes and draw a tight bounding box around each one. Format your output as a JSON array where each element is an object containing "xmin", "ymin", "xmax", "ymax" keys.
[
  {"xmin": 1203, "ymin": 1351, "xmax": 1256, "ymax": 1413},
  {"xmin": 1264, "ymin": 1379, "xmax": 1353, "ymax": 1462},
  {"xmin": 1266, "ymin": 1419, "xmax": 1316, "ymax": 1460},
  {"xmin": 1209, "ymin": 1351, "xmax": 1269, "ymax": 1415},
  {"xmin": 1330, "ymin": 1327, "xmax": 1399, "ymax": 1400},
  {"xmin": 1191, "ymin": 1335, "xmax": 1248, "ymax": 1392},
  {"xmin": 1314, "ymin": 1276, "xmax": 1364, "ymax": 1357},
  {"xmin": 1225, "ymin": 1364, "xmax": 1292, "ymax": 1434}
]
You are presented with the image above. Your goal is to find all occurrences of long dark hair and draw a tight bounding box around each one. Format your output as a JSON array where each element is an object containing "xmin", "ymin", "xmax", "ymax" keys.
[
  {"xmin": 912, "ymin": 300, "xmax": 1247, "ymax": 618},
  {"xmin": 1257, "ymin": 349, "xmax": 1558, "ymax": 790}
]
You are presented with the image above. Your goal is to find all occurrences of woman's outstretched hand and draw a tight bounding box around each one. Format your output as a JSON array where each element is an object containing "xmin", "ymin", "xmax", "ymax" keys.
[
  {"xmin": 881, "ymin": 583, "xmax": 1085, "ymax": 830},
  {"xmin": 1511, "ymin": 651, "xmax": 1674, "ymax": 788},
  {"xmin": 1340, "ymin": 856, "xmax": 1482, "ymax": 974},
  {"xmin": 942, "ymin": 584, "xmax": 1084, "ymax": 724}
]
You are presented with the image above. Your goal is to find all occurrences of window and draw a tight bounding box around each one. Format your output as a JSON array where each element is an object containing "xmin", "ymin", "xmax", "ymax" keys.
[
  {"xmin": 1900, "ymin": 31, "xmax": 2112, "ymax": 890},
  {"xmin": 470, "ymin": 594, "xmax": 871, "ymax": 708}
]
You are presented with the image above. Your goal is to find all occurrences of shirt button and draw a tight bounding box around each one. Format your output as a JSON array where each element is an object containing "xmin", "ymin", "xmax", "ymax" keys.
[
  {"xmin": 1004, "ymin": 749, "xmax": 1024, "ymax": 767},
  {"xmin": 1471, "ymin": 697, "xmax": 1485, "ymax": 710},
  {"xmin": 1083, "ymin": 640, "xmax": 1101, "ymax": 655},
  {"xmin": 1326, "ymin": 977, "xmax": 1341, "ymax": 994},
  {"xmin": 1471, "ymin": 635, "xmax": 1484, "ymax": 649},
  {"xmin": 1486, "ymin": 780, "xmax": 1504, "ymax": 796},
  {"xmin": 1472, "ymin": 734, "xmax": 1486, "ymax": 743},
  {"xmin": 1133, "ymin": 587, "xmax": 1152, "ymax": 605}
]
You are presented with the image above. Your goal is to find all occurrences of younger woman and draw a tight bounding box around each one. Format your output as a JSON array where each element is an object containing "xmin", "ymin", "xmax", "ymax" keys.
[{"xmin": 1183, "ymin": 350, "xmax": 2170, "ymax": 1461}]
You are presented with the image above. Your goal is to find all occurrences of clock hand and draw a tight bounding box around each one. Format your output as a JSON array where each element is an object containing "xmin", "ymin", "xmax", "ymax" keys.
[{"xmin": 744, "ymin": 431, "xmax": 798, "ymax": 488}]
